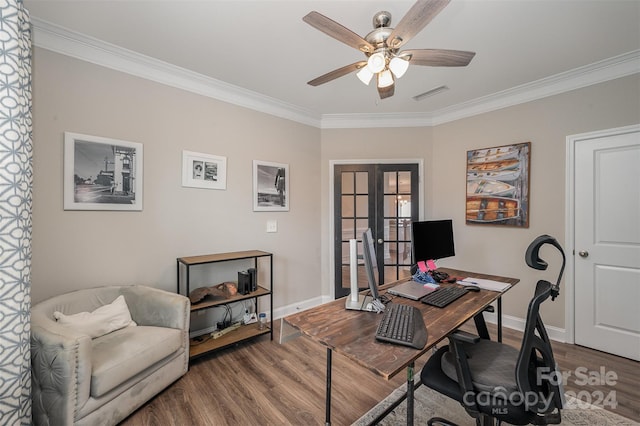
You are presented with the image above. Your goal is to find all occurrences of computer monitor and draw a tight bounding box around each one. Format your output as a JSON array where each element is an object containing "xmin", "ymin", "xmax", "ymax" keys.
[
  {"xmin": 412, "ymin": 219, "xmax": 456, "ymax": 264},
  {"xmin": 362, "ymin": 228, "xmax": 381, "ymax": 301}
]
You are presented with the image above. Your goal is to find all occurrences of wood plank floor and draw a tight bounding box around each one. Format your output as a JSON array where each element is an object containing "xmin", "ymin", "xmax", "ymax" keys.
[{"xmin": 121, "ymin": 320, "xmax": 639, "ymax": 425}]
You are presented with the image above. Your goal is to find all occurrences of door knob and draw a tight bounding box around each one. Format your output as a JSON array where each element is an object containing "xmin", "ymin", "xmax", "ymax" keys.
[
  {"xmin": 377, "ymin": 238, "xmax": 384, "ymax": 244},
  {"xmin": 578, "ymin": 250, "xmax": 589, "ymax": 258}
]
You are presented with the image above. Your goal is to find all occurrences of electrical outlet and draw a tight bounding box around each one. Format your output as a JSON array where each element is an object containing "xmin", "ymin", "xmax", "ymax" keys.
[{"xmin": 243, "ymin": 312, "xmax": 257, "ymax": 324}]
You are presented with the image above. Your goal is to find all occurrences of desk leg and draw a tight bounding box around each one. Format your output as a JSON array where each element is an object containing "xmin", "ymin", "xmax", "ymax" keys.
[
  {"xmin": 407, "ymin": 362, "xmax": 414, "ymax": 426},
  {"xmin": 325, "ymin": 348, "xmax": 332, "ymax": 426},
  {"xmin": 497, "ymin": 297, "xmax": 503, "ymax": 342}
]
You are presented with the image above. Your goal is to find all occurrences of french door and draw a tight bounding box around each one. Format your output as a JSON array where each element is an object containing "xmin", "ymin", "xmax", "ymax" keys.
[{"xmin": 334, "ymin": 163, "xmax": 419, "ymax": 299}]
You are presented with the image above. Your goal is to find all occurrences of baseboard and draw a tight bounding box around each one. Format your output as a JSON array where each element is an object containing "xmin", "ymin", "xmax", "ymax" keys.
[
  {"xmin": 272, "ymin": 295, "xmax": 331, "ymax": 320},
  {"xmin": 482, "ymin": 310, "xmax": 567, "ymax": 343}
]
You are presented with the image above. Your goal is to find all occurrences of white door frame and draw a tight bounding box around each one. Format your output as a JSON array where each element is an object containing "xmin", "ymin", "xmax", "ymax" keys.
[
  {"xmin": 564, "ymin": 123, "xmax": 640, "ymax": 345},
  {"xmin": 328, "ymin": 159, "xmax": 425, "ymax": 300}
]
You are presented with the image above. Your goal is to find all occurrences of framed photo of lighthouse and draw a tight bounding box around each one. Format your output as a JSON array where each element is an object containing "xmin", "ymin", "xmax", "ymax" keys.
[
  {"xmin": 63, "ymin": 132, "xmax": 143, "ymax": 211},
  {"xmin": 466, "ymin": 142, "xmax": 530, "ymax": 227}
]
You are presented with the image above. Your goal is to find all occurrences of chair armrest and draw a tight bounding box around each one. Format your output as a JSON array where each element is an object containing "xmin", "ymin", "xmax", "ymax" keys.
[
  {"xmin": 449, "ymin": 330, "xmax": 481, "ymax": 344},
  {"xmin": 472, "ymin": 305, "xmax": 494, "ymax": 340},
  {"xmin": 31, "ymin": 324, "xmax": 93, "ymax": 425},
  {"xmin": 123, "ymin": 286, "xmax": 190, "ymax": 330},
  {"xmin": 447, "ymin": 331, "xmax": 481, "ymax": 413}
]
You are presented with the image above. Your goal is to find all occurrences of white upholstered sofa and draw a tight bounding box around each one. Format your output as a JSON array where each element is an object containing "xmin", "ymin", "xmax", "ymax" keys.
[{"xmin": 30, "ymin": 285, "xmax": 190, "ymax": 425}]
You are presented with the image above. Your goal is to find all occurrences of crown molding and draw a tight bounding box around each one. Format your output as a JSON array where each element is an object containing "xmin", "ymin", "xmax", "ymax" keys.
[
  {"xmin": 32, "ymin": 18, "xmax": 322, "ymax": 128},
  {"xmin": 32, "ymin": 18, "xmax": 638, "ymax": 130},
  {"xmin": 322, "ymin": 50, "xmax": 640, "ymax": 128}
]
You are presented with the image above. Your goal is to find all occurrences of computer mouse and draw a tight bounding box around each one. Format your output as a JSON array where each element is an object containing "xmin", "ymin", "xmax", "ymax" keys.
[{"xmin": 465, "ymin": 286, "xmax": 480, "ymax": 292}]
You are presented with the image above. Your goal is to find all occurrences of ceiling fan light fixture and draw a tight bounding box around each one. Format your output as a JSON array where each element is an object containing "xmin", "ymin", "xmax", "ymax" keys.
[
  {"xmin": 356, "ymin": 67, "xmax": 374, "ymax": 85},
  {"xmin": 389, "ymin": 56, "xmax": 409, "ymax": 78},
  {"xmin": 367, "ymin": 51, "xmax": 386, "ymax": 73},
  {"xmin": 302, "ymin": 2, "xmax": 475, "ymax": 100},
  {"xmin": 377, "ymin": 69, "xmax": 394, "ymax": 88}
]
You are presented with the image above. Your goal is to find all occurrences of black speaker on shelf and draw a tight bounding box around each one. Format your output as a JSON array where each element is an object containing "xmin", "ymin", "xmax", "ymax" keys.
[
  {"xmin": 237, "ymin": 271, "xmax": 251, "ymax": 295},
  {"xmin": 248, "ymin": 268, "xmax": 257, "ymax": 291}
]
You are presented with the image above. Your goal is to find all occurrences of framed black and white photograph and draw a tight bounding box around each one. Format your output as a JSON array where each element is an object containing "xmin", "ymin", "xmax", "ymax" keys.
[
  {"xmin": 182, "ymin": 150, "xmax": 227, "ymax": 190},
  {"xmin": 64, "ymin": 132, "xmax": 143, "ymax": 211},
  {"xmin": 253, "ymin": 160, "xmax": 289, "ymax": 211}
]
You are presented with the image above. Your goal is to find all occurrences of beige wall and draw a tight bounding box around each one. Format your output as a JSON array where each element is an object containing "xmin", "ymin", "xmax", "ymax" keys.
[
  {"xmin": 321, "ymin": 74, "xmax": 640, "ymax": 328},
  {"xmin": 32, "ymin": 48, "xmax": 322, "ymax": 308},
  {"xmin": 33, "ymin": 46, "xmax": 639, "ymax": 331}
]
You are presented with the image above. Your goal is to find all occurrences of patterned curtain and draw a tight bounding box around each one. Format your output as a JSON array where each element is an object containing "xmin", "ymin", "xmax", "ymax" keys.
[{"xmin": 0, "ymin": 0, "xmax": 32, "ymax": 424}]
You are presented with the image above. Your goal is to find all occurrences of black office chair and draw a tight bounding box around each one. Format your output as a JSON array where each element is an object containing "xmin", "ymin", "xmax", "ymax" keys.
[{"xmin": 420, "ymin": 235, "xmax": 566, "ymax": 426}]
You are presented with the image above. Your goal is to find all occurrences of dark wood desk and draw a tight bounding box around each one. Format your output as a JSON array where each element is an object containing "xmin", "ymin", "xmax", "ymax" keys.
[{"xmin": 283, "ymin": 268, "xmax": 519, "ymax": 425}]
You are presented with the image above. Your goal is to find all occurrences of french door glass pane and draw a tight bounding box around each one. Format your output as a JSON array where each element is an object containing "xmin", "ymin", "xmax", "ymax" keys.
[
  {"xmin": 355, "ymin": 195, "xmax": 368, "ymax": 217},
  {"xmin": 342, "ymin": 172, "xmax": 354, "ymax": 193},
  {"xmin": 341, "ymin": 195, "xmax": 353, "ymax": 216},
  {"xmin": 398, "ymin": 195, "xmax": 412, "ymax": 217}
]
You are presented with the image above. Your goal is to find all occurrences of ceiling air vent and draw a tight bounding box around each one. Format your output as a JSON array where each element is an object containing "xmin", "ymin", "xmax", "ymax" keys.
[{"xmin": 413, "ymin": 85, "xmax": 449, "ymax": 101}]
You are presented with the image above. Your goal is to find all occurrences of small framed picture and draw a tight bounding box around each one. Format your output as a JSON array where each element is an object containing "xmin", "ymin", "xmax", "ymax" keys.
[
  {"xmin": 253, "ymin": 160, "xmax": 289, "ymax": 211},
  {"xmin": 182, "ymin": 150, "xmax": 227, "ymax": 190},
  {"xmin": 64, "ymin": 132, "xmax": 143, "ymax": 211}
]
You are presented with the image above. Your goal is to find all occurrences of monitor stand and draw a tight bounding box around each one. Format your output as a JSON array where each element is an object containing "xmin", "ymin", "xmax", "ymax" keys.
[{"xmin": 345, "ymin": 293, "xmax": 377, "ymax": 311}]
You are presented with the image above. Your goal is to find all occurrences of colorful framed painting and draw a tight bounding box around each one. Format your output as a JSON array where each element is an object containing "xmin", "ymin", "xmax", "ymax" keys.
[
  {"xmin": 64, "ymin": 132, "xmax": 143, "ymax": 211},
  {"xmin": 182, "ymin": 150, "xmax": 227, "ymax": 190},
  {"xmin": 466, "ymin": 142, "xmax": 530, "ymax": 227},
  {"xmin": 253, "ymin": 160, "xmax": 289, "ymax": 211}
]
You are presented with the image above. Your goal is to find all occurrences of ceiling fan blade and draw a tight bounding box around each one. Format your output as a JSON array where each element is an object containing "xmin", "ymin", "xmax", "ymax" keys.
[
  {"xmin": 378, "ymin": 83, "xmax": 395, "ymax": 99},
  {"xmin": 404, "ymin": 49, "xmax": 475, "ymax": 66},
  {"xmin": 303, "ymin": 11, "xmax": 374, "ymax": 53},
  {"xmin": 387, "ymin": 0, "xmax": 451, "ymax": 49},
  {"xmin": 307, "ymin": 61, "xmax": 367, "ymax": 86}
]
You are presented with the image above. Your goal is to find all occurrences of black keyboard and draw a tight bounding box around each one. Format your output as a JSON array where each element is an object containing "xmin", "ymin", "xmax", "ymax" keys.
[
  {"xmin": 375, "ymin": 303, "xmax": 427, "ymax": 349},
  {"xmin": 420, "ymin": 286, "xmax": 469, "ymax": 308}
]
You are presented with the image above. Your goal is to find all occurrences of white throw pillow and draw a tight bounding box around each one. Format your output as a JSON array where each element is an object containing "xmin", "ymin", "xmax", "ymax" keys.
[{"xmin": 53, "ymin": 295, "xmax": 137, "ymax": 338}]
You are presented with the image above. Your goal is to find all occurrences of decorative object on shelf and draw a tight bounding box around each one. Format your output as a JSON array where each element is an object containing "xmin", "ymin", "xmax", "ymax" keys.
[
  {"xmin": 466, "ymin": 142, "xmax": 530, "ymax": 227},
  {"xmin": 182, "ymin": 150, "xmax": 227, "ymax": 190},
  {"xmin": 253, "ymin": 160, "xmax": 289, "ymax": 211},
  {"xmin": 188, "ymin": 282, "xmax": 238, "ymax": 304},
  {"xmin": 64, "ymin": 132, "xmax": 143, "ymax": 211}
]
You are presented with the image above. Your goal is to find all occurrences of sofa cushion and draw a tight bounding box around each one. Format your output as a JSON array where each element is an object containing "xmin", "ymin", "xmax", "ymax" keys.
[
  {"xmin": 53, "ymin": 295, "xmax": 136, "ymax": 338},
  {"xmin": 90, "ymin": 325, "xmax": 183, "ymax": 397}
]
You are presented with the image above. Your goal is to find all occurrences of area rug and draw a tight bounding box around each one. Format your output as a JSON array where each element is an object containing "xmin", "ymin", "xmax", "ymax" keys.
[{"xmin": 353, "ymin": 381, "xmax": 639, "ymax": 426}]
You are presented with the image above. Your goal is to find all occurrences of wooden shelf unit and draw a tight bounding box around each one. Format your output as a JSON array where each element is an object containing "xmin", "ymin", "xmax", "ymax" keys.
[{"xmin": 177, "ymin": 250, "xmax": 273, "ymax": 361}]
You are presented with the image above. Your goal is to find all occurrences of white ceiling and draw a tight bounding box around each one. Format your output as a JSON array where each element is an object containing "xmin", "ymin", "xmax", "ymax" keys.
[{"xmin": 25, "ymin": 1, "xmax": 640, "ymax": 127}]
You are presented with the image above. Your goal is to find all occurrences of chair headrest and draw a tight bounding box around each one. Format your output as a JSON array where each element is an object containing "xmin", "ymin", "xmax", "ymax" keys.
[{"xmin": 525, "ymin": 234, "xmax": 565, "ymax": 300}]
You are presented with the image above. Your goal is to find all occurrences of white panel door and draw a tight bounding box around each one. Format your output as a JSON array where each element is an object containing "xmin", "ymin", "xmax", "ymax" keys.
[{"xmin": 574, "ymin": 127, "xmax": 640, "ymax": 361}]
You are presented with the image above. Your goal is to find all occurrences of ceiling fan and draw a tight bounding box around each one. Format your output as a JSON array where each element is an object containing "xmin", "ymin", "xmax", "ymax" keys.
[{"xmin": 303, "ymin": 0, "xmax": 475, "ymax": 99}]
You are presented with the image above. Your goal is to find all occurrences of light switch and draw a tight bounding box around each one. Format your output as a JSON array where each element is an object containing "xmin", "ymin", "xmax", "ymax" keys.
[{"xmin": 266, "ymin": 220, "xmax": 278, "ymax": 233}]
